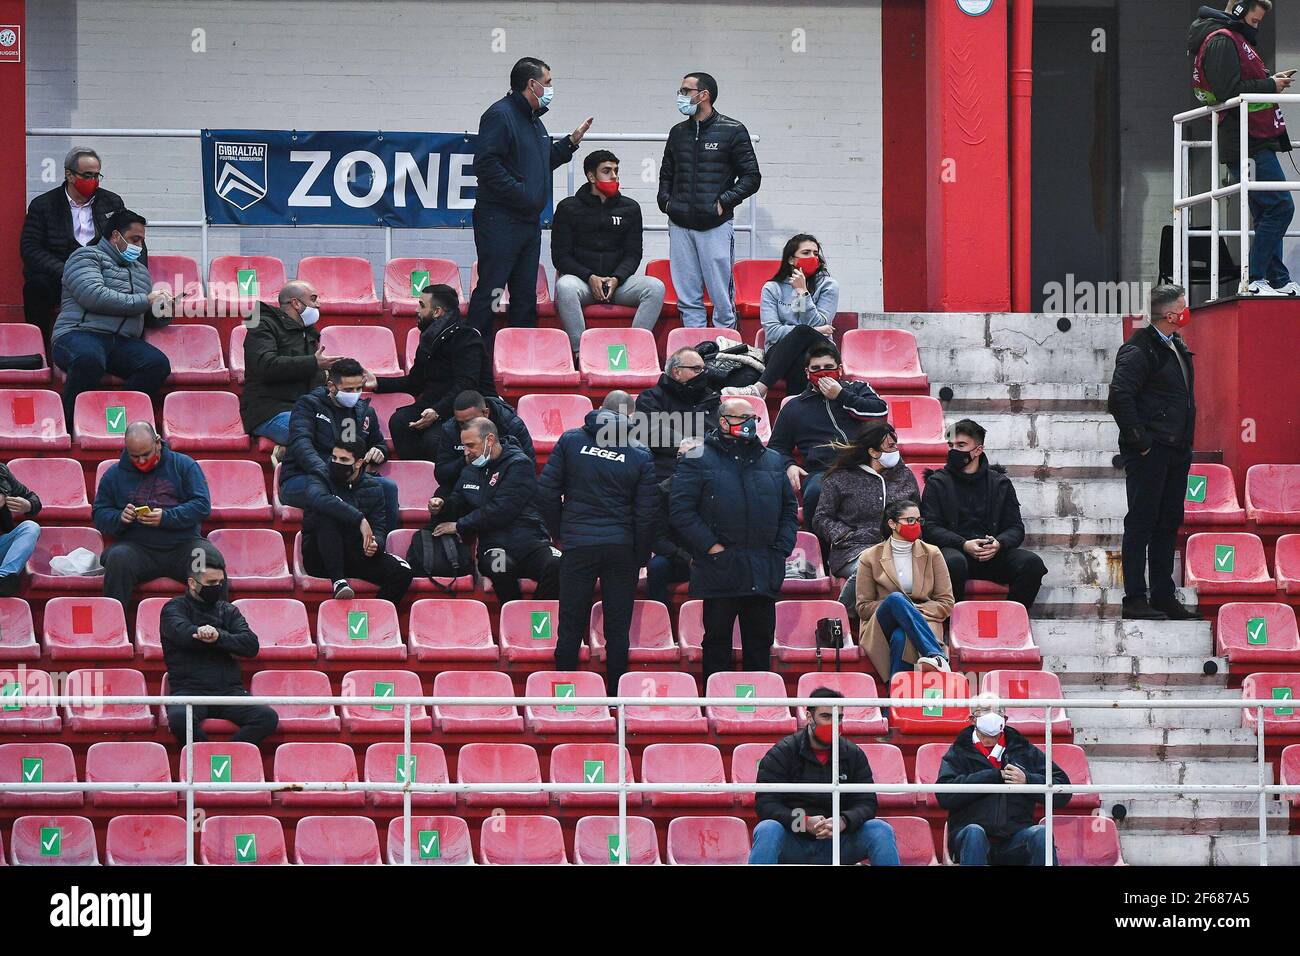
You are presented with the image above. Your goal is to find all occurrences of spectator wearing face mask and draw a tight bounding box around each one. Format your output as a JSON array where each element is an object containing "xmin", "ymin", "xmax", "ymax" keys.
[
  {"xmin": 855, "ymin": 498, "xmax": 952, "ymax": 682},
  {"xmin": 239, "ymin": 280, "xmax": 340, "ymax": 462},
  {"xmin": 634, "ymin": 347, "xmax": 721, "ymax": 482},
  {"xmin": 670, "ymin": 397, "xmax": 798, "ymax": 681},
  {"xmin": 937, "ymin": 698, "xmax": 1069, "ymax": 866},
  {"xmin": 433, "ymin": 390, "xmax": 535, "ymax": 494},
  {"xmin": 368, "ymin": 284, "xmax": 495, "ymax": 463},
  {"xmin": 160, "ymin": 551, "xmax": 278, "ymax": 746},
  {"xmin": 724, "ymin": 234, "xmax": 839, "ymax": 399},
  {"xmin": 765, "ymin": 341, "xmax": 887, "ymax": 527}
]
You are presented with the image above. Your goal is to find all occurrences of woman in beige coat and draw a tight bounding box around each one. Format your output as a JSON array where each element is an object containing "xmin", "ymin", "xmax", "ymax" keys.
[{"xmin": 856, "ymin": 498, "xmax": 954, "ymax": 681}]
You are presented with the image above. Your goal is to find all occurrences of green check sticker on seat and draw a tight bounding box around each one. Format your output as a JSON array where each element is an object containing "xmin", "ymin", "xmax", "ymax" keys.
[
  {"xmin": 922, "ymin": 688, "xmax": 943, "ymax": 717},
  {"xmin": 530, "ymin": 610, "xmax": 552, "ymax": 640},
  {"xmin": 583, "ymin": 760, "xmax": 605, "ymax": 784},
  {"xmin": 40, "ymin": 827, "xmax": 60, "ymax": 857},
  {"xmin": 607, "ymin": 344, "xmax": 628, "ymax": 371},
  {"xmin": 1214, "ymin": 544, "xmax": 1235, "ymax": 573},
  {"xmin": 234, "ymin": 833, "xmax": 256, "ymax": 862},
  {"xmin": 21, "ymin": 757, "xmax": 42, "ymax": 783},
  {"xmin": 410, "ymin": 270, "xmax": 431, "ymax": 295},
  {"xmin": 2, "ymin": 682, "xmax": 21, "ymax": 711},
  {"xmin": 553, "ymin": 681, "xmax": 576, "ymax": 713},
  {"xmin": 1247, "ymin": 617, "xmax": 1268, "ymax": 645},
  {"xmin": 236, "ymin": 268, "xmax": 258, "ymax": 297},
  {"xmin": 735, "ymin": 683, "xmax": 756, "ymax": 714},
  {"xmin": 347, "ymin": 610, "xmax": 369, "ymax": 641},
  {"xmin": 1185, "ymin": 474, "xmax": 1207, "ymax": 503},
  {"xmin": 210, "ymin": 754, "xmax": 232, "ymax": 783},
  {"xmin": 418, "ymin": 829, "xmax": 440, "ymax": 860},
  {"xmin": 105, "ymin": 405, "xmax": 126, "ymax": 435},
  {"xmin": 607, "ymin": 833, "xmax": 622, "ymax": 863},
  {"xmin": 373, "ymin": 681, "xmax": 395, "ymax": 712},
  {"xmin": 1272, "ymin": 686, "xmax": 1294, "ymax": 717},
  {"xmin": 395, "ymin": 753, "xmax": 416, "ymax": 783}
]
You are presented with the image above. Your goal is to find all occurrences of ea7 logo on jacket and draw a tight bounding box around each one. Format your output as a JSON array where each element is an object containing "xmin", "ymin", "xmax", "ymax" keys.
[
  {"xmin": 704, "ymin": 142, "xmax": 720, "ymax": 150},
  {"xmin": 580, "ymin": 445, "xmax": 626, "ymax": 463}
]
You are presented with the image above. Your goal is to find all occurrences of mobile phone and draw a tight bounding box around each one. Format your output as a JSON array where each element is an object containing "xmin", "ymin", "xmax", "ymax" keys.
[{"xmin": 134, "ymin": 505, "xmax": 152, "ymax": 516}]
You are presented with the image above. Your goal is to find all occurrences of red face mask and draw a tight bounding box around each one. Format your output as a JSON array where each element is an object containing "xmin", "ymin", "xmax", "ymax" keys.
[
  {"xmin": 135, "ymin": 450, "xmax": 161, "ymax": 473},
  {"xmin": 813, "ymin": 721, "xmax": 835, "ymax": 745},
  {"xmin": 594, "ymin": 179, "xmax": 619, "ymax": 197},
  {"xmin": 1171, "ymin": 307, "xmax": 1191, "ymax": 328},
  {"xmin": 896, "ymin": 522, "xmax": 922, "ymax": 542},
  {"xmin": 808, "ymin": 367, "xmax": 841, "ymax": 385},
  {"xmin": 71, "ymin": 177, "xmax": 98, "ymax": 199},
  {"xmin": 796, "ymin": 255, "xmax": 821, "ymax": 277}
]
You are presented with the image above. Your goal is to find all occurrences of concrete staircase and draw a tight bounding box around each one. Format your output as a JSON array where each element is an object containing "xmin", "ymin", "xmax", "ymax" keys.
[{"xmin": 861, "ymin": 311, "xmax": 1299, "ymax": 865}]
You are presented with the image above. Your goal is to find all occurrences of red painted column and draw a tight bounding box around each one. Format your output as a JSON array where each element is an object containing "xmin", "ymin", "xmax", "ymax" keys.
[
  {"xmin": 0, "ymin": 2, "xmax": 25, "ymax": 321},
  {"xmin": 925, "ymin": 0, "xmax": 1010, "ymax": 311},
  {"xmin": 882, "ymin": 0, "xmax": 928, "ymax": 312},
  {"xmin": 1009, "ymin": 0, "xmax": 1032, "ymax": 312}
]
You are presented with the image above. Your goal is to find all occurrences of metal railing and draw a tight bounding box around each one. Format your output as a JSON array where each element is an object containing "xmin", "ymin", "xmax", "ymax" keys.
[
  {"xmin": 1172, "ymin": 92, "xmax": 1300, "ymax": 297},
  {"xmin": 2, "ymin": 691, "xmax": 1296, "ymax": 866}
]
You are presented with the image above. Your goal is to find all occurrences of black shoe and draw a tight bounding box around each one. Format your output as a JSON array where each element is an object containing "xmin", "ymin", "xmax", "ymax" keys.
[
  {"xmin": 1150, "ymin": 599, "xmax": 1203, "ymax": 621},
  {"xmin": 1121, "ymin": 598, "xmax": 1168, "ymax": 621},
  {"xmin": 332, "ymin": 580, "xmax": 355, "ymax": 600}
]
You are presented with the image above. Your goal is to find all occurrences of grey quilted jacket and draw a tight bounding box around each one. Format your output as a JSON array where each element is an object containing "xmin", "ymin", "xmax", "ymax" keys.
[{"xmin": 51, "ymin": 237, "xmax": 167, "ymax": 343}]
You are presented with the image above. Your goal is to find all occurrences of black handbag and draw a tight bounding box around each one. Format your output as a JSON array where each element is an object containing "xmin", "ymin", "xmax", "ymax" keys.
[
  {"xmin": 815, "ymin": 617, "xmax": 845, "ymax": 672},
  {"xmin": 406, "ymin": 527, "xmax": 473, "ymax": 592}
]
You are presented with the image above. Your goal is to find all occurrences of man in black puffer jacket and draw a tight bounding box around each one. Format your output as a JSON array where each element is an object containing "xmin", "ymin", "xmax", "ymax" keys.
[
  {"xmin": 634, "ymin": 347, "xmax": 721, "ymax": 482},
  {"xmin": 430, "ymin": 419, "xmax": 558, "ymax": 604},
  {"xmin": 937, "ymin": 702, "xmax": 1069, "ymax": 866},
  {"xmin": 433, "ymin": 390, "xmax": 535, "ymax": 493},
  {"xmin": 538, "ymin": 393, "xmax": 656, "ymax": 693},
  {"xmin": 670, "ymin": 398, "xmax": 798, "ymax": 681},
  {"xmin": 658, "ymin": 71, "xmax": 761, "ymax": 329}
]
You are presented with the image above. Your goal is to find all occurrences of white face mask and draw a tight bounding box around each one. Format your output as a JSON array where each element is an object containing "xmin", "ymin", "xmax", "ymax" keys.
[
  {"xmin": 878, "ymin": 450, "xmax": 901, "ymax": 468},
  {"xmin": 299, "ymin": 305, "xmax": 320, "ymax": 327},
  {"xmin": 975, "ymin": 712, "xmax": 1006, "ymax": 737}
]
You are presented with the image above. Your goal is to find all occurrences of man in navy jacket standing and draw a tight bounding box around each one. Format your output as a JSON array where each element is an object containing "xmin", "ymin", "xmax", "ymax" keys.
[{"xmin": 468, "ymin": 57, "xmax": 593, "ymax": 341}]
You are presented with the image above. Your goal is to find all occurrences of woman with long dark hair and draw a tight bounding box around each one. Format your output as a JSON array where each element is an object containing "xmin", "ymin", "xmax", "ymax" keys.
[{"xmin": 723, "ymin": 233, "xmax": 839, "ymax": 398}]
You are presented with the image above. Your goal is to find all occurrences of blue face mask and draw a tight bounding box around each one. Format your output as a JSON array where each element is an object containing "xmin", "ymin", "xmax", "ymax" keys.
[
  {"xmin": 677, "ymin": 94, "xmax": 699, "ymax": 117},
  {"xmin": 472, "ymin": 438, "xmax": 495, "ymax": 469},
  {"xmin": 534, "ymin": 82, "xmax": 554, "ymax": 109},
  {"xmin": 334, "ymin": 390, "xmax": 362, "ymax": 409},
  {"xmin": 119, "ymin": 241, "xmax": 143, "ymax": 262}
]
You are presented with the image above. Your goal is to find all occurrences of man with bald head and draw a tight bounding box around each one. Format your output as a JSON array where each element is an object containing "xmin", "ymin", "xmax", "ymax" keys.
[
  {"xmin": 93, "ymin": 421, "xmax": 215, "ymax": 607},
  {"xmin": 239, "ymin": 279, "xmax": 340, "ymax": 460}
]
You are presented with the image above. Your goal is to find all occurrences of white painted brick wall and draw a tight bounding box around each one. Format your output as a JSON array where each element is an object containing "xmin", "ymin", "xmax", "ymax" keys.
[{"xmin": 24, "ymin": 0, "xmax": 884, "ymax": 310}]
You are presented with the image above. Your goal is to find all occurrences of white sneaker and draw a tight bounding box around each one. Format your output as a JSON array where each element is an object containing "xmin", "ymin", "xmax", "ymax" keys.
[
  {"xmin": 1273, "ymin": 281, "xmax": 1300, "ymax": 296},
  {"xmin": 722, "ymin": 384, "xmax": 764, "ymax": 397},
  {"xmin": 1247, "ymin": 280, "xmax": 1287, "ymax": 296},
  {"xmin": 916, "ymin": 656, "xmax": 949, "ymax": 674}
]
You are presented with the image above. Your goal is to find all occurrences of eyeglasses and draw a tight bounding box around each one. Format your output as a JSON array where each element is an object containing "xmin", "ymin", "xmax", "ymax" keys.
[
  {"xmin": 70, "ymin": 171, "xmax": 104, "ymax": 181},
  {"xmin": 675, "ymin": 364, "xmax": 705, "ymax": 373},
  {"xmin": 720, "ymin": 414, "xmax": 757, "ymax": 425},
  {"xmin": 677, "ymin": 87, "xmax": 699, "ymax": 97},
  {"xmin": 895, "ymin": 516, "xmax": 923, "ymax": 525}
]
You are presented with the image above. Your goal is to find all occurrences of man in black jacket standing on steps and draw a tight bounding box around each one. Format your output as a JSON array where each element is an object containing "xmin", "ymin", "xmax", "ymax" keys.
[{"xmin": 1109, "ymin": 283, "xmax": 1200, "ymax": 621}]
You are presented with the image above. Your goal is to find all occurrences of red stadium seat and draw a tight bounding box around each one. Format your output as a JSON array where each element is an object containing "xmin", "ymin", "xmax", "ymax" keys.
[
  {"xmin": 729, "ymin": 742, "xmax": 770, "ymax": 808},
  {"xmin": 1215, "ymin": 602, "xmax": 1300, "ymax": 664},
  {"xmin": 578, "ymin": 327, "xmax": 661, "ymax": 388},
  {"xmin": 340, "ymin": 669, "xmax": 432, "ymax": 733},
  {"xmin": 0, "ymin": 742, "xmax": 82, "ymax": 808},
  {"xmin": 316, "ymin": 599, "xmax": 406, "ymax": 661},
  {"xmin": 229, "ymin": 599, "xmax": 316, "ymax": 660},
  {"xmin": 105, "ymin": 814, "xmax": 187, "ymax": 866},
  {"xmin": 0, "ymin": 389, "xmax": 69, "ymax": 449},
  {"xmin": 860, "ymin": 743, "xmax": 917, "ymax": 808},
  {"xmin": 384, "ymin": 258, "xmax": 463, "ymax": 317},
  {"xmin": 196, "ymin": 459, "xmax": 272, "ymax": 522},
  {"xmin": 208, "ymin": 528, "xmax": 292, "ymax": 591},
  {"xmin": 664, "ymin": 325, "xmax": 740, "ymax": 356},
  {"xmin": 407, "ymin": 599, "xmax": 498, "ymax": 661},
  {"xmin": 1242, "ymin": 672, "xmax": 1300, "ymax": 734},
  {"xmin": 85, "ymin": 741, "xmax": 176, "ymax": 808},
  {"xmin": 7, "ymin": 458, "xmax": 90, "ymax": 521},
  {"xmin": 0, "ymin": 668, "xmax": 61, "ymax": 733},
  {"xmin": 374, "ymin": 459, "xmax": 437, "ymax": 523},
  {"xmin": 26, "ymin": 526, "xmax": 103, "ymax": 591},
  {"xmin": 733, "ymin": 259, "xmax": 781, "ymax": 320},
  {"xmin": 981, "ymin": 669, "xmax": 1071, "ymax": 736},
  {"xmin": 1281, "ymin": 745, "xmax": 1300, "ymax": 808},
  {"xmin": 457, "ymin": 742, "xmax": 546, "ymax": 808},
  {"xmin": 676, "ymin": 600, "xmax": 742, "ymax": 664},
  {"xmin": 179, "ymin": 741, "xmax": 273, "ymax": 807},
  {"xmin": 478, "ymin": 815, "xmax": 567, "ymax": 865},
  {"xmin": 642, "ymin": 743, "xmax": 732, "ymax": 808},
  {"xmin": 1246, "ymin": 464, "xmax": 1300, "ymax": 524},
  {"xmin": 889, "ymin": 815, "xmax": 939, "ymax": 865},
  {"xmin": 364, "ymin": 742, "xmax": 454, "ymax": 809},
  {"xmin": 73, "ymin": 390, "xmax": 152, "ymax": 450},
  {"xmin": 10, "ymin": 815, "xmax": 98, "ymax": 865},
  {"xmin": 227, "ymin": 325, "xmax": 247, "ymax": 384},
  {"xmin": 1274, "ymin": 535, "xmax": 1300, "ymax": 595},
  {"xmin": 382, "ymin": 528, "xmax": 475, "ymax": 593},
  {"xmin": 144, "ymin": 324, "xmax": 230, "ymax": 384},
  {"xmin": 0, "ymin": 325, "xmax": 50, "ymax": 385},
  {"xmin": 470, "ymin": 260, "xmax": 554, "ymax": 318},
  {"xmin": 273, "ymin": 742, "xmax": 363, "ymax": 809},
  {"xmin": 947, "ymin": 600, "xmax": 1041, "ymax": 666},
  {"xmin": 148, "ymin": 253, "xmax": 204, "ymax": 307},
  {"xmin": 618, "ymin": 671, "xmax": 708, "ymax": 734},
  {"xmin": 1043, "ymin": 743, "xmax": 1099, "ymax": 810},
  {"xmin": 913, "ymin": 742, "xmax": 949, "ymax": 809},
  {"xmin": 64, "ymin": 669, "xmax": 154, "ymax": 732},
  {"xmin": 1052, "ymin": 815, "xmax": 1125, "ymax": 866},
  {"xmin": 704, "ymin": 671, "xmax": 797, "ymax": 735},
  {"xmin": 320, "ymin": 325, "xmax": 400, "ymax": 375},
  {"xmin": 297, "ymin": 256, "xmax": 381, "ymax": 315},
  {"xmin": 774, "ymin": 599, "xmax": 860, "ymax": 663},
  {"xmin": 574, "ymin": 816, "xmax": 660, "ymax": 865},
  {"xmin": 730, "ymin": 393, "xmax": 772, "ymax": 444},
  {"xmin": 432, "ymin": 670, "xmax": 524, "ymax": 734},
  {"xmin": 249, "ymin": 670, "xmax": 340, "ymax": 732},
  {"xmin": 493, "ymin": 328, "xmax": 581, "ymax": 388},
  {"xmin": 667, "ymin": 815, "xmax": 750, "ymax": 865},
  {"xmin": 0, "ymin": 598, "xmax": 38, "ymax": 660},
  {"xmin": 208, "ymin": 255, "xmax": 287, "ymax": 314},
  {"xmin": 523, "ymin": 671, "xmax": 615, "ymax": 735},
  {"xmin": 646, "ymin": 258, "xmax": 710, "ymax": 320},
  {"xmin": 1181, "ymin": 463, "xmax": 1246, "ymax": 525},
  {"xmin": 782, "ymin": 531, "xmax": 831, "ymax": 595},
  {"xmin": 841, "ymin": 329, "xmax": 928, "ymax": 392},
  {"xmin": 515, "ymin": 393, "xmax": 592, "ymax": 455},
  {"xmin": 294, "ymin": 815, "xmax": 382, "ymax": 865},
  {"xmin": 499, "ymin": 600, "xmax": 586, "ymax": 663},
  {"xmin": 385, "ymin": 815, "xmax": 472, "ymax": 865},
  {"xmin": 199, "ymin": 814, "xmax": 286, "ymax": 865},
  {"xmin": 548, "ymin": 743, "xmax": 641, "ymax": 808},
  {"xmin": 161, "ymin": 390, "xmax": 250, "ymax": 452},
  {"xmin": 589, "ymin": 600, "xmax": 678, "ymax": 663},
  {"xmin": 888, "ymin": 671, "xmax": 971, "ymax": 734},
  {"xmin": 1184, "ymin": 532, "xmax": 1273, "ymax": 595},
  {"xmin": 794, "ymin": 672, "xmax": 889, "ymax": 735},
  {"xmin": 882, "ymin": 395, "xmax": 947, "ymax": 458}
]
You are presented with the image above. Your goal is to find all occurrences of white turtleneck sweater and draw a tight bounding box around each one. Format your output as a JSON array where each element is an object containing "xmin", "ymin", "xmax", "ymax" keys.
[{"xmin": 890, "ymin": 538, "xmax": 914, "ymax": 594}]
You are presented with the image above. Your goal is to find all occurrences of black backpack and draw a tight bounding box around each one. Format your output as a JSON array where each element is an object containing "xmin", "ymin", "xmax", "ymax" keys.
[{"xmin": 406, "ymin": 527, "xmax": 473, "ymax": 591}]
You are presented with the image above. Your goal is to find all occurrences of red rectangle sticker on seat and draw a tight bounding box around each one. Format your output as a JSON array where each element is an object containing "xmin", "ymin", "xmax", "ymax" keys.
[
  {"xmin": 11, "ymin": 396, "xmax": 34, "ymax": 427},
  {"xmin": 71, "ymin": 605, "xmax": 94, "ymax": 634},
  {"xmin": 1009, "ymin": 678, "xmax": 1030, "ymax": 700},
  {"xmin": 890, "ymin": 401, "xmax": 912, "ymax": 430},
  {"xmin": 976, "ymin": 610, "xmax": 999, "ymax": 638}
]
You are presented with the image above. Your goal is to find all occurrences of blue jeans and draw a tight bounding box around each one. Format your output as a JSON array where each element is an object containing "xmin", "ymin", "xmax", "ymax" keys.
[
  {"xmin": 801, "ymin": 470, "xmax": 825, "ymax": 531},
  {"xmin": 748, "ymin": 818, "xmax": 900, "ymax": 865},
  {"xmin": 0, "ymin": 521, "xmax": 40, "ymax": 578},
  {"xmin": 1228, "ymin": 149, "xmax": 1295, "ymax": 285},
  {"xmin": 252, "ymin": 411, "xmax": 291, "ymax": 446},
  {"xmin": 646, "ymin": 553, "xmax": 690, "ymax": 606},
  {"xmin": 874, "ymin": 591, "xmax": 947, "ymax": 680},
  {"xmin": 51, "ymin": 330, "xmax": 171, "ymax": 421},
  {"xmin": 467, "ymin": 205, "xmax": 542, "ymax": 339},
  {"xmin": 280, "ymin": 473, "xmax": 400, "ymax": 533},
  {"xmin": 668, "ymin": 220, "xmax": 736, "ymax": 328},
  {"xmin": 953, "ymin": 823, "xmax": 1058, "ymax": 866}
]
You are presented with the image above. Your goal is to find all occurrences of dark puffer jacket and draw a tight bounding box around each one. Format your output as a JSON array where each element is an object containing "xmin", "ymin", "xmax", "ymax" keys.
[
  {"xmin": 375, "ymin": 312, "xmax": 495, "ymax": 421},
  {"xmin": 433, "ymin": 397, "xmax": 536, "ymax": 492},
  {"xmin": 921, "ymin": 459, "xmax": 1027, "ymax": 553},
  {"xmin": 669, "ymin": 430, "xmax": 798, "ymax": 599},
  {"xmin": 755, "ymin": 726, "xmax": 879, "ymax": 833},
  {"xmin": 634, "ymin": 372, "xmax": 721, "ymax": 481},
  {"xmin": 280, "ymin": 386, "xmax": 386, "ymax": 486},
  {"xmin": 657, "ymin": 111, "xmax": 761, "ymax": 231},
  {"xmin": 1108, "ymin": 324, "xmax": 1196, "ymax": 453},
  {"xmin": 814, "ymin": 460, "xmax": 921, "ymax": 578},
  {"xmin": 238, "ymin": 302, "xmax": 324, "ymax": 432},
  {"xmin": 301, "ymin": 469, "xmax": 390, "ymax": 547},
  {"xmin": 439, "ymin": 439, "xmax": 551, "ymax": 555},
  {"xmin": 551, "ymin": 183, "xmax": 644, "ymax": 282},
  {"xmin": 160, "ymin": 592, "xmax": 260, "ymax": 695},
  {"xmin": 768, "ymin": 382, "xmax": 889, "ymax": 474}
]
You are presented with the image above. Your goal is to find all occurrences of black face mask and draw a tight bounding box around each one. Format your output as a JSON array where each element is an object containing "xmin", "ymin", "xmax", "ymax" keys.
[
  {"xmin": 946, "ymin": 448, "xmax": 974, "ymax": 471},
  {"xmin": 330, "ymin": 461, "xmax": 356, "ymax": 486},
  {"xmin": 195, "ymin": 583, "xmax": 223, "ymax": 606}
]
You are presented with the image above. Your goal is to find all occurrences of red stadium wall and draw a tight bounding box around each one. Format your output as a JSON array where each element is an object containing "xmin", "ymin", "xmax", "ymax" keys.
[
  {"xmin": 881, "ymin": 0, "xmax": 928, "ymax": 312},
  {"xmin": 0, "ymin": 0, "xmax": 24, "ymax": 322}
]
